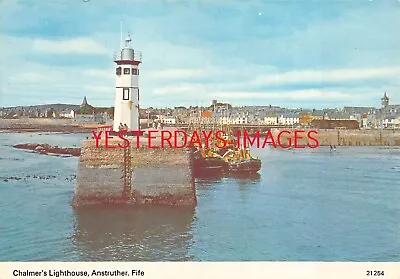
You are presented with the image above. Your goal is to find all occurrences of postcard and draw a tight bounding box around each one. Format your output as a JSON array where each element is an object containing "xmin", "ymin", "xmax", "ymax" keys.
[{"xmin": 0, "ymin": 0, "xmax": 399, "ymax": 278}]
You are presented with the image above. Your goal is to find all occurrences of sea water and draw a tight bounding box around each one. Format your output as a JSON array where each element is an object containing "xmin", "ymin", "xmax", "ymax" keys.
[{"xmin": 0, "ymin": 132, "xmax": 399, "ymax": 261}]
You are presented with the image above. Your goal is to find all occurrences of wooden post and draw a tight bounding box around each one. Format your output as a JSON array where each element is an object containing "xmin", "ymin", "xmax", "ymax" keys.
[{"xmin": 337, "ymin": 130, "xmax": 340, "ymax": 146}]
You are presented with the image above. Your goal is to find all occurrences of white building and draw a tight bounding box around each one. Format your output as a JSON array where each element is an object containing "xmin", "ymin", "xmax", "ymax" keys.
[
  {"xmin": 113, "ymin": 34, "xmax": 142, "ymax": 131},
  {"xmin": 264, "ymin": 114, "xmax": 278, "ymax": 125},
  {"xmin": 219, "ymin": 116, "xmax": 234, "ymax": 125},
  {"xmin": 278, "ymin": 113, "xmax": 300, "ymax": 126},
  {"xmin": 361, "ymin": 115, "xmax": 370, "ymax": 129},
  {"xmin": 155, "ymin": 115, "xmax": 164, "ymax": 122},
  {"xmin": 155, "ymin": 115, "xmax": 177, "ymax": 125},
  {"xmin": 383, "ymin": 115, "xmax": 400, "ymax": 129},
  {"xmin": 231, "ymin": 113, "xmax": 248, "ymax": 125},
  {"xmin": 59, "ymin": 109, "xmax": 75, "ymax": 119},
  {"xmin": 162, "ymin": 116, "xmax": 177, "ymax": 125}
]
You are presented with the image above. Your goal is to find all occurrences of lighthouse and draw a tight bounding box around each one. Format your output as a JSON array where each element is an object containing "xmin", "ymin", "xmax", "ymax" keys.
[{"xmin": 113, "ymin": 33, "xmax": 142, "ymax": 131}]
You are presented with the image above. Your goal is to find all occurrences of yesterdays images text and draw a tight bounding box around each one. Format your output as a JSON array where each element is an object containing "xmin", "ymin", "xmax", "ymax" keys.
[{"xmin": 91, "ymin": 129, "xmax": 320, "ymax": 149}]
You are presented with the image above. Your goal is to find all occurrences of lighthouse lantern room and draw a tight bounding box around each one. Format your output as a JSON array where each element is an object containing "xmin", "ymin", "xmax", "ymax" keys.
[{"xmin": 113, "ymin": 33, "xmax": 142, "ymax": 131}]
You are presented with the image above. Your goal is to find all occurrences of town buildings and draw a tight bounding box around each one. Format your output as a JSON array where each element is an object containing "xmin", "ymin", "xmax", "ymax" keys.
[{"xmin": 1, "ymin": 93, "xmax": 399, "ymax": 129}]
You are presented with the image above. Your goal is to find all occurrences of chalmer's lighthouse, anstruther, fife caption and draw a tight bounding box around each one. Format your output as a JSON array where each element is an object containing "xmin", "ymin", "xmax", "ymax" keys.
[{"xmin": 113, "ymin": 33, "xmax": 142, "ymax": 131}]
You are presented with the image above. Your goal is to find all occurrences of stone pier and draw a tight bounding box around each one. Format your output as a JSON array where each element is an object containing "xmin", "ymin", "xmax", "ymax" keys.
[
  {"xmin": 271, "ymin": 129, "xmax": 400, "ymax": 146},
  {"xmin": 73, "ymin": 136, "xmax": 196, "ymax": 207}
]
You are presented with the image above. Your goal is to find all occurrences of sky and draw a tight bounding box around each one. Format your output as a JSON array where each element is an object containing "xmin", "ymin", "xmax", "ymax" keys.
[{"xmin": 0, "ymin": 0, "xmax": 399, "ymax": 109}]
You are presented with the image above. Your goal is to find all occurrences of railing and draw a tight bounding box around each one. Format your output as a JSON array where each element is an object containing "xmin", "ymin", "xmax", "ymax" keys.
[{"xmin": 113, "ymin": 50, "xmax": 142, "ymax": 62}]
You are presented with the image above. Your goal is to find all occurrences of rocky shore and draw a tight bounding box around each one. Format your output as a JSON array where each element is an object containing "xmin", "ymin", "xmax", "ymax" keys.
[{"xmin": 13, "ymin": 143, "xmax": 81, "ymax": 156}]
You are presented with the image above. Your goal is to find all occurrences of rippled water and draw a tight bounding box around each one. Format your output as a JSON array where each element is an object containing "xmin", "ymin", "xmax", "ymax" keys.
[{"xmin": 0, "ymin": 132, "xmax": 399, "ymax": 261}]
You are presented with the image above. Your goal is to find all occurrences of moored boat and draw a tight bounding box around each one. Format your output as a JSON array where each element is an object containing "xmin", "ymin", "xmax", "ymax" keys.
[
  {"xmin": 188, "ymin": 123, "xmax": 262, "ymax": 177},
  {"xmin": 227, "ymin": 157, "xmax": 262, "ymax": 174},
  {"xmin": 222, "ymin": 148, "xmax": 262, "ymax": 174},
  {"xmin": 192, "ymin": 147, "xmax": 228, "ymax": 177}
]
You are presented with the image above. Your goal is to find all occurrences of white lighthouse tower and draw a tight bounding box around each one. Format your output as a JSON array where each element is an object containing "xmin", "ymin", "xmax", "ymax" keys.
[{"xmin": 113, "ymin": 33, "xmax": 142, "ymax": 131}]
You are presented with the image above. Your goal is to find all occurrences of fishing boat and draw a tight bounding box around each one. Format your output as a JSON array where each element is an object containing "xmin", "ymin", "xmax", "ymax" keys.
[
  {"xmin": 227, "ymin": 157, "xmax": 262, "ymax": 173},
  {"xmin": 188, "ymin": 115, "xmax": 262, "ymax": 176},
  {"xmin": 222, "ymin": 148, "xmax": 262, "ymax": 174},
  {"xmin": 192, "ymin": 147, "xmax": 228, "ymax": 177}
]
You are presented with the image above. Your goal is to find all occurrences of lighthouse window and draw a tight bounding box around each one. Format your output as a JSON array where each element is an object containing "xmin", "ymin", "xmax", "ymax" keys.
[
  {"xmin": 132, "ymin": 68, "xmax": 137, "ymax": 75},
  {"xmin": 123, "ymin": 88, "xmax": 130, "ymax": 100},
  {"xmin": 116, "ymin": 67, "xmax": 122, "ymax": 75},
  {"xmin": 124, "ymin": 68, "xmax": 130, "ymax": 75}
]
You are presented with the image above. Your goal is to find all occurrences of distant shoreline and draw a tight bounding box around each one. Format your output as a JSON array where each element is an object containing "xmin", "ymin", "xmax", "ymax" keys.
[
  {"xmin": 1, "ymin": 118, "xmax": 400, "ymax": 146},
  {"xmin": 0, "ymin": 127, "xmax": 92, "ymax": 133},
  {"xmin": 0, "ymin": 118, "xmax": 99, "ymax": 134},
  {"xmin": 0, "ymin": 126, "xmax": 93, "ymax": 133}
]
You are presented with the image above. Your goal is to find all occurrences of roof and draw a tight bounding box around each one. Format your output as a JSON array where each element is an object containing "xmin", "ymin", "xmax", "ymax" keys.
[
  {"xmin": 200, "ymin": 110, "xmax": 213, "ymax": 118},
  {"xmin": 343, "ymin": 106, "xmax": 373, "ymax": 114},
  {"xmin": 312, "ymin": 110, "xmax": 325, "ymax": 116},
  {"xmin": 327, "ymin": 112, "xmax": 351, "ymax": 119},
  {"xmin": 281, "ymin": 113, "xmax": 299, "ymax": 118},
  {"xmin": 384, "ymin": 115, "xmax": 397, "ymax": 120}
]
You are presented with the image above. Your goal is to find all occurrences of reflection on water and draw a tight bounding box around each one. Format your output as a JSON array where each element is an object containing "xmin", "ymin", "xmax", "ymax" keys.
[
  {"xmin": 72, "ymin": 205, "xmax": 196, "ymax": 261},
  {"xmin": 226, "ymin": 172, "xmax": 261, "ymax": 181},
  {"xmin": 195, "ymin": 173, "xmax": 261, "ymax": 186}
]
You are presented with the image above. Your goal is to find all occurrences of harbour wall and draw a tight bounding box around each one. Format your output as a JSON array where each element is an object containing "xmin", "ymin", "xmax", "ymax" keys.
[
  {"xmin": 271, "ymin": 129, "xmax": 400, "ymax": 146},
  {"xmin": 73, "ymin": 137, "xmax": 196, "ymax": 207}
]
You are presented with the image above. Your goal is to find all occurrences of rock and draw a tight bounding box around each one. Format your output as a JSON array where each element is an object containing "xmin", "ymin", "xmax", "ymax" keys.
[
  {"xmin": 13, "ymin": 143, "xmax": 40, "ymax": 150},
  {"xmin": 2, "ymin": 176, "xmax": 22, "ymax": 181},
  {"xmin": 13, "ymin": 143, "xmax": 81, "ymax": 157}
]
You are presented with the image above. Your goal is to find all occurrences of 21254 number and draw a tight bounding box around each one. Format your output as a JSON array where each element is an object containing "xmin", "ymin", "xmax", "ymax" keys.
[{"xmin": 367, "ymin": 270, "xmax": 384, "ymax": 276}]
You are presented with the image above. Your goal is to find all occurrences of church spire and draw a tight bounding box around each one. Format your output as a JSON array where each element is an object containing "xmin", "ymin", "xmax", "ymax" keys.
[
  {"xmin": 81, "ymin": 96, "xmax": 88, "ymax": 106},
  {"xmin": 381, "ymin": 92, "xmax": 389, "ymax": 109}
]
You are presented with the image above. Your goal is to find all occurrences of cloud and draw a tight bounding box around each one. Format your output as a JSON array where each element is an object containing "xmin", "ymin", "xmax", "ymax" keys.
[
  {"xmin": 213, "ymin": 90, "xmax": 353, "ymax": 100},
  {"xmin": 1, "ymin": 0, "xmax": 399, "ymax": 108},
  {"xmin": 152, "ymin": 69, "xmax": 209, "ymax": 79},
  {"xmin": 82, "ymin": 69, "xmax": 114, "ymax": 80},
  {"xmin": 8, "ymin": 71, "xmax": 63, "ymax": 83},
  {"xmin": 32, "ymin": 38, "xmax": 108, "ymax": 54},
  {"xmin": 153, "ymin": 84, "xmax": 208, "ymax": 95},
  {"xmin": 150, "ymin": 81, "xmax": 380, "ymax": 101},
  {"xmin": 251, "ymin": 67, "xmax": 400, "ymax": 87},
  {"xmin": 150, "ymin": 67, "xmax": 252, "ymax": 82},
  {"xmin": 83, "ymin": 85, "xmax": 113, "ymax": 94}
]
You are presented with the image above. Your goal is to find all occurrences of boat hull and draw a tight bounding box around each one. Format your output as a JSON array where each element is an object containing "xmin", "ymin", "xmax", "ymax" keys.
[
  {"xmin": 192, "ymin": 157, "xmax": 262, "ymax": 177},
  {"xmin": 192, "ymin": 157, "xmax": 228, "ymax": 177},
  {"xmin": 227, "ymin": 158, "xmax": 262, "ymax": 174}
]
